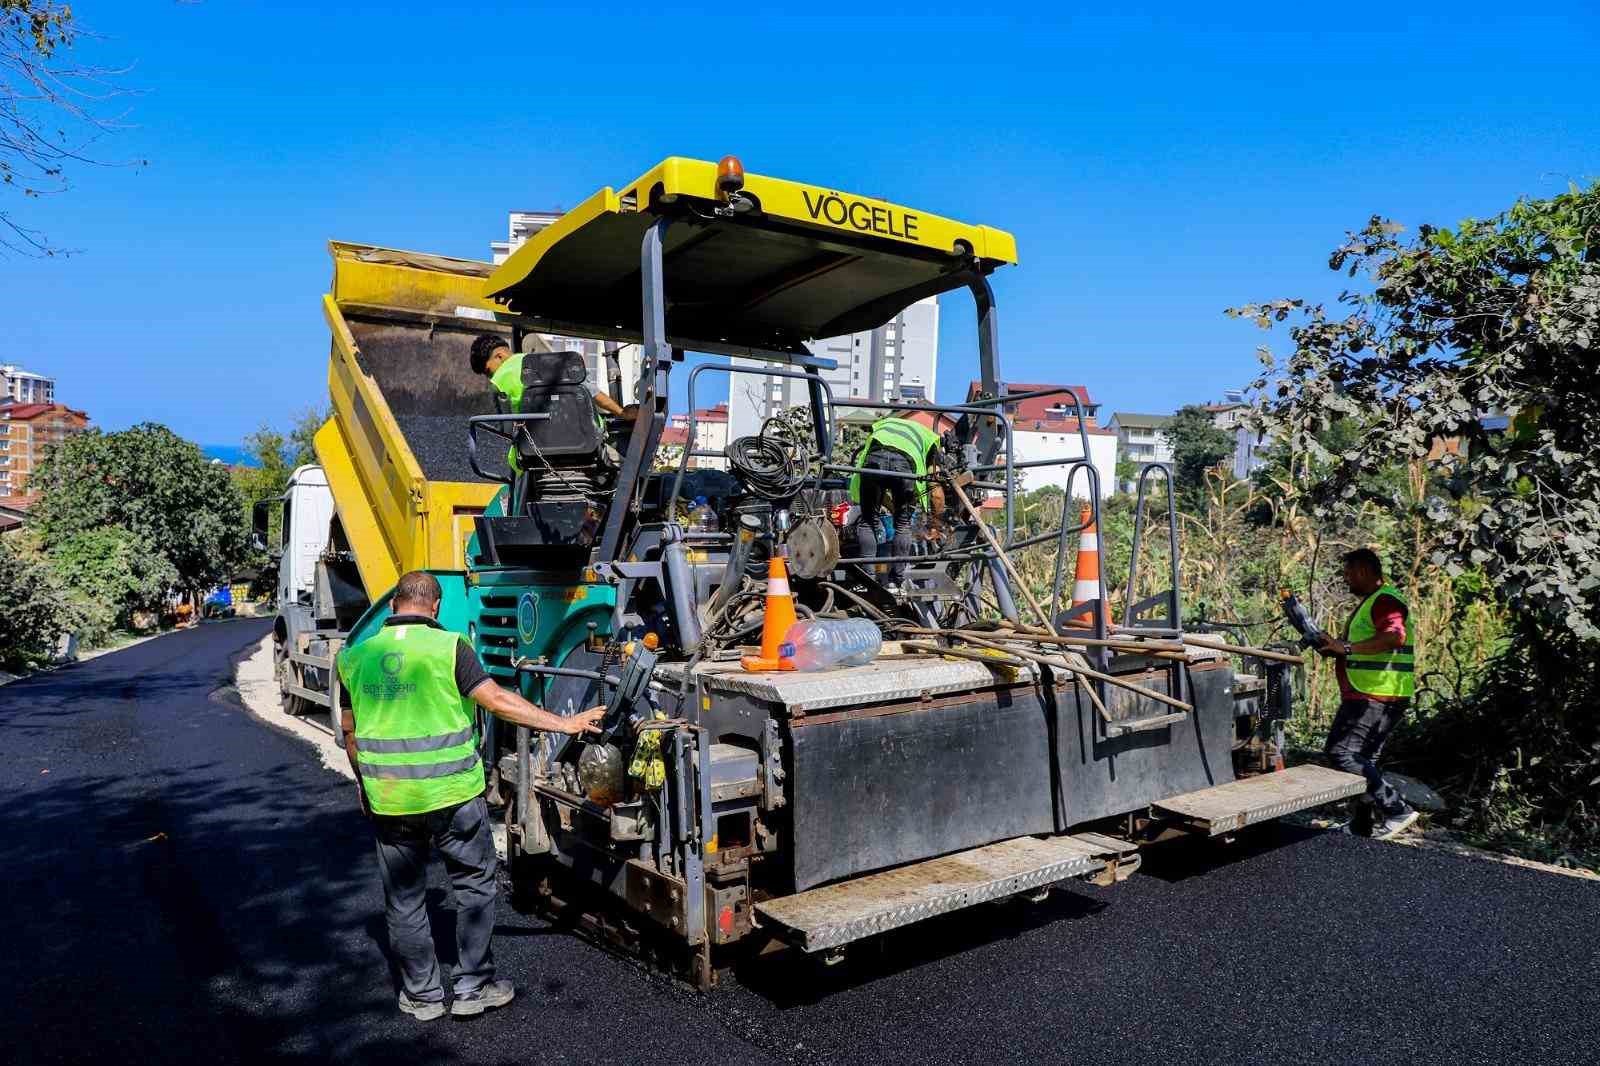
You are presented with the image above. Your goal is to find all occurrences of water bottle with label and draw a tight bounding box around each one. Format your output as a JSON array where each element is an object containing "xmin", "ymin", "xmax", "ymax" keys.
[{"xmin": 784, "ymin": 619, "xmax": 882, "ymax": 671}]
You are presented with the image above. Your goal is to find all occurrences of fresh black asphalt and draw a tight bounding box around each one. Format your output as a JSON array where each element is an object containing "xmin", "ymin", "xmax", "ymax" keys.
[{"xmin": 2, "ymin": 621, "xmax": 1596, "ymax": 1065}]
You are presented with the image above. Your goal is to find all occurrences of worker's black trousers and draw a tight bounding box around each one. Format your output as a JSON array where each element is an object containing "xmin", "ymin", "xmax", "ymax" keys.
[
  {"xmin": 855, "ymin": 445, "xmax": 920, "ymax": 579},
  {"xmin": 1324, "ymin": 697, "xmax": 1409, "ymax": 815},
  {"xmin": 371, "ymin": 795, "xmax": 498, "ymax": 1002}
]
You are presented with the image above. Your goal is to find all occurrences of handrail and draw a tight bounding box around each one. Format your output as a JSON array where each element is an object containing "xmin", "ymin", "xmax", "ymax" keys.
[
  {"xmin": 466, "ymin": 412, "xmax": 552, "ymax": 485},
  {"xmin": 668, "ymin": 361, "xmax": 838, "ymax": 518},
  {"xmin": 1123, "ymin": 462, "xmax": 1179, "ymax": 631}
]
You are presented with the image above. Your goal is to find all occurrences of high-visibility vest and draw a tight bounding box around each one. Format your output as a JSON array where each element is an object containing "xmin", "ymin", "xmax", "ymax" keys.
[
  {"xmin": 1343, "ymin": 585, "xmax": 1415, "ymax": 699},
  {"xmin": 337, "ymin": 621, "xmax": 485, "ymax": 816},
  {"xmin": 849, "ymin": 417, "xmax": 940, "ymax": 509},
  {"xmin": 490, "ymin": 353, "xmax": 525, "ymax": 412},
  {"xmin": 489, "ymin": 355, "xmax": 526, "ymax": 474}
]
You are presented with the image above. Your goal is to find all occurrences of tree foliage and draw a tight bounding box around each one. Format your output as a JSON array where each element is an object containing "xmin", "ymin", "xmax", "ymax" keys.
[
  {"xmin": 0, "ymin": 534, "xmax": 71, "ymax": 669},
  {"xmin": 49, "ymin": 525, "xmax": 176, "ymax": 639},
  {"xmin": 1235, "ymin": 183, "xmax": 1600, "ymax": 862},
  {"xmin": 31, "ymin": 423, "xmax": 250, "ymax": 594},
  {"xmin": 2, "ymin": 1, "xmax": 144, "ymax": 255},
  {"xmin": 1235, "ymin": 184, "xmax": 1600, "ymax": 640},
  {"xmin": 1163, "ymin": 404, "xmax": 1232, "ymax": 508}
]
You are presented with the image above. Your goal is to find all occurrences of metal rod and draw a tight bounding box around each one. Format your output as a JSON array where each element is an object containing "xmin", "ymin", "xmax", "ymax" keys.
[
  {"xmin": 599, "ymin": 218, "xmax": 673, "ymax": 562},
  {"xmin": 958, "ymin": 633, "xmax": 1192, "ymax": 714},
  {"xmin": 903, "ymin": 626, "xmax": 1185, "ymax": 654},
  {"xmin": 946, "ymin": 633, "xmax": 1113, "ymax": 719},
  {"xmin": 948, "ymin": 477, "xmax": 1052, "ymax": 631},
  {"xmin": 1181, "ymin": 635, "xmax": 1305, "ymax": 665},
  {"xmin": 513, "ymin": 662, "xmax": 621, "ymax": 686},
  {"xmin": 901, "ymin": 640, "xmax": 1029, "ymax": 671}
]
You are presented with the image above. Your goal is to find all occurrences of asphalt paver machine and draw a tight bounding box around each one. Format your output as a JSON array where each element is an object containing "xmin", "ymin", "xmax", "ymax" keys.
[{"xmin": 327, "ymin": 156, "xmax": 1364, "ymax": 986}]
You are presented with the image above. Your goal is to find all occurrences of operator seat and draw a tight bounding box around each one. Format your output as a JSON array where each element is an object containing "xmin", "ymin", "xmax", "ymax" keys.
[
  {"xmin": 473, "ymin": 351, "xmax": 615, "ymax": 569},
  {"xmin": 512, "ymin": 350, "xmax": 607, "ymax": 473}
]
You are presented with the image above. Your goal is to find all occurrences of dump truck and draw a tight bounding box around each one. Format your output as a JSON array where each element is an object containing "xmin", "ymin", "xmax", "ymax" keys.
[
  {"xmin": 312, "ymin": 156, "xmax": 1365, "ymax": 987},
  {"xmin": 253, "ymin": 244, "xmax": 529, "ymax": 728}
]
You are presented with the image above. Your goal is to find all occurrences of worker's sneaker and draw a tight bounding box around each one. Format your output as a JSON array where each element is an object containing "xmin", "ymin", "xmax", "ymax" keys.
[
  {"xmin": 1372, "ymin": 804, "xmax": 1421, "ymax": 841},
  {"xmin": 451, "ymin": 979, "xmax": 515, "ymax": 1017},
  {"xmin": 398, "ymin": 992, "xmax": 446, "ymax": 1021}
]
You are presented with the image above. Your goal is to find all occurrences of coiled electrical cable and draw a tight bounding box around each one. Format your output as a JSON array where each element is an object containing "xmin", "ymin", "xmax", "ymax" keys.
[{"xmin": 727, "ymin": 433, "xmax": 809, "ymax": 500}]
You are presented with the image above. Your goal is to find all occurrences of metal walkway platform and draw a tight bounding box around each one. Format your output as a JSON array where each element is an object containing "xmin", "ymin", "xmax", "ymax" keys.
[
  {"xmin": 658, "ymin": 654, "xmax": 1036, "ymax": 714},
  {"xmin": 1152, "ymin": 764, "xmax": 1366, "ymax": 836},
  {"xmin": 755, "ymin": 833, "xmax": 1119, "ymax": 953}
]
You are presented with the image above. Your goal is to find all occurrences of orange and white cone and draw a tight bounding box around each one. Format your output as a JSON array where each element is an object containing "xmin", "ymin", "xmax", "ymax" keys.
[
  {"xmin": 1065, "ymin": 504, "xmax": 1101, "ymax": 628},
  {"xmin": 740, "ymin": 554, "xmax": 798, "ymax": 672}
]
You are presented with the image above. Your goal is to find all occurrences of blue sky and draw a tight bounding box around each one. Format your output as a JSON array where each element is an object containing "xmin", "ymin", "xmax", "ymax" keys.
[{"xmin": 2, "ymin": 3, "xmax": 1596, "ymax": 447}]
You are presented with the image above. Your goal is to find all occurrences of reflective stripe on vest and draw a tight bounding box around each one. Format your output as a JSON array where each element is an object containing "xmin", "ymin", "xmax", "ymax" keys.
[
  {"xmin": 337, "ymin": 622, "xmax": 485, "ymax": 815},
  {"xmin": 1344, "ymin": 585, "xmax": 1415, "ymax": 698},
  {"xmin": 849, "ymin": 418, "xmax": 938, "ymax": 508}
]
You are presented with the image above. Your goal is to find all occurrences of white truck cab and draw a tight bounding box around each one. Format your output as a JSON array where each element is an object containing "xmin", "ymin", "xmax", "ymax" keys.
[
  {"xmin": 262, "ymin": 465, "xmax": 335, "ymax": 613},
  {"xmin": 251, "ymin": 465, "xmax": 364, "ymax": 721}
]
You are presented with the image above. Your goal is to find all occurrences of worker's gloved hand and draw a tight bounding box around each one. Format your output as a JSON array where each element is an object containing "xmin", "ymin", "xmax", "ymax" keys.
[
  {"xmin": 355, "ymin": 783, "xmax": 372, "ymax": 819},
  {"xmin": 567, "ymin": 706, "xmax": 606, "ymax": 735}
]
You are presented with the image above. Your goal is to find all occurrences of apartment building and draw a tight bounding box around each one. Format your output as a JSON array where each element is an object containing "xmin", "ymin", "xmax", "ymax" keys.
[
  {"xmin": 1, "ymin": 365, "xmax": 55, "ymax": 405},
  {"xmin": 667, "ymin": 403, "xmax": 730, "ymax": 470},
  {"xmin": 1108, "ymin": 412, "xmax": 1175, "ymax": 492},
  {"xmin": 0, "ymin": 403, "xmax": 89, "ymax": 493}
]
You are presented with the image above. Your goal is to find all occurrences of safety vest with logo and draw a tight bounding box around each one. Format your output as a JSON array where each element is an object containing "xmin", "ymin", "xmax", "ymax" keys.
[
  {"xmin": 1343, "ymin": 585, "xmax": 1415, "ymax": 699},
  {"xmin": 490, "ymin": 354, "xmax": 526, "ymax": 474},
  {"xmin": 337, "ymin": 622, "xmax": 484, "ymax": 816},
  {"xmin": 850, "ymin": 417, "xmax": 940, "ymax": 508}
]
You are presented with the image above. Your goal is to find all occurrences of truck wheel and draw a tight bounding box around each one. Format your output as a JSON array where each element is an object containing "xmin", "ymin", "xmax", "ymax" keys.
[{"xmin": 275, "ymin": 647, "xmax": 313, "ymax": 717}]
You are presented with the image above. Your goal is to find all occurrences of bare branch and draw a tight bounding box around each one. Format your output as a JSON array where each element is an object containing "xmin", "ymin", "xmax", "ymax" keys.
[{"xmin": 1, "ymin": 0, "xmax": 146, "ymax": 256}]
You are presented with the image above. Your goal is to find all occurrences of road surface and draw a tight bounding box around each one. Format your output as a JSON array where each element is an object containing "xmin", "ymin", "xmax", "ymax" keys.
[{"xmin": 3, "ymin": 622, "xmax": 1596, "ymax": 1065}]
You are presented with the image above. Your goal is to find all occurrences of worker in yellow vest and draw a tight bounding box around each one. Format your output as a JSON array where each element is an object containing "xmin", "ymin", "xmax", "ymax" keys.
[
  {"xmin": 338, "ymin": 570, "xmax": 604, "ymax": 1020},
  {"xmin": 1315, "ymin": 547, "xmax": 1419, "ymax": 840},
  {"xmin": 848, "ymin": 415, "xmax": 947, "ymax": 581}
]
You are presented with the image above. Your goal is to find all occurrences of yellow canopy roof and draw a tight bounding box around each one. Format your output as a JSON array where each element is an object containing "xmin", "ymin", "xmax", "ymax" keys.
[{"xmin": 483, "ymin": 157, "xmax": 1017, "ymax": 352}]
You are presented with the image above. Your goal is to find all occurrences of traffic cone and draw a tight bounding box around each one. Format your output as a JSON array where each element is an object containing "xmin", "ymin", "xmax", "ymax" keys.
[
  {"xmin": 741, "ymin": 554, "xmax": 798, "ymax": 672},
  {"xmin": 1064, "ymin": 504, "xmax": 1102, "ymax": 628}
]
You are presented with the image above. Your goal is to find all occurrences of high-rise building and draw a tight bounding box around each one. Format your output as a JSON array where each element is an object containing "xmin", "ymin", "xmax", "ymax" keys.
[
  {"xmin": 490, "ymin": 211, "xmax": 640, "ymax": 401},
  {"xmin": 0, "ymin": 402, "xmax": 89, "ymax": 493},
  {"xmin": 0, "ymin": 365, "xmax": 55, "ymax": 405},
  {"xmin": 727, "ymin": 295, "xmax": 939, "ymax": 441}
]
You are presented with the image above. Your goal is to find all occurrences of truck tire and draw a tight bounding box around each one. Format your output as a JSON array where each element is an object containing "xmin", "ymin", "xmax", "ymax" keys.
[{"xmin": 275, "ymin": 645, "xmax": 314, "ymax": 717}]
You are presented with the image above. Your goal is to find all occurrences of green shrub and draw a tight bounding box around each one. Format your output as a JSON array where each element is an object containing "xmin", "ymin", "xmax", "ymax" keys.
[{"xmin": 0, "ymin": 538, "xmax": 73, "ymax": 671}]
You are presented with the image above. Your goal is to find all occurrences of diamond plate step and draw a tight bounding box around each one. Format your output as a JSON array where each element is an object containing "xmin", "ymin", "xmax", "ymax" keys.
[
  {"xmin": 755, "ymin": 834, "xmax": 1119, "ymax": 953},
  {"xmin": 1153, "ymin": 763, "xmax": 1366, "ymax": 836}
]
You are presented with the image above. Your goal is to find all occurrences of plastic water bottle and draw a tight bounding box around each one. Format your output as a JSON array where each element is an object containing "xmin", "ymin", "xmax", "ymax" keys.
[
  {"xmin": 785, "ymin": 619, "xmax": 882, "ymax": 671},
  {"xmin": 689, "ymin": 496, "xmax": 720, "ymax": 533}
]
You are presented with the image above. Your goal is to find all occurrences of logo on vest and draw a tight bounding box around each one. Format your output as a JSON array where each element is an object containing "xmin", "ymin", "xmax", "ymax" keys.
[{"xmin": 363, "ymin": 650, "xmax": 416, "ymax": 700}]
